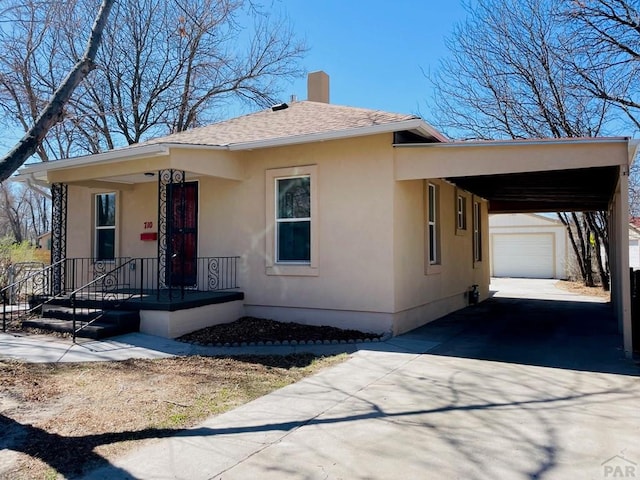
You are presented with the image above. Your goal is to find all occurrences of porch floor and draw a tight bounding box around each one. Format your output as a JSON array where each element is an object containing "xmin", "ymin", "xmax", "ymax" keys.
[
  {"xmin": 50, "ymin": 289, "xmax": 244, "ymax": 312},
  {"xmin": 127, "ymin": 289, "xmax": 244, "ymax": 312}
]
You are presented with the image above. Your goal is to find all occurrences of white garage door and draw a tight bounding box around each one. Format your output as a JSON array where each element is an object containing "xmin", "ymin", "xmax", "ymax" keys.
[{"xmin": 492, "ymin": 233, "xmax": 554, "ymax": 278}]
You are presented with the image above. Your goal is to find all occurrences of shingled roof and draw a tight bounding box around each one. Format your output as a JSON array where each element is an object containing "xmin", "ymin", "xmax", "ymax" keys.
[
  {"xmin": 15, "ymin": 98, "xmax": 447, "ymax": 180},
  {"xmin": 142, "ymin": 100, "xmax": 444, "ymax": 148}
]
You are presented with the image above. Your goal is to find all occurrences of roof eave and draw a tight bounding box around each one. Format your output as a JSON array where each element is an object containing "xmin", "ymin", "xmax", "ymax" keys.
[
  {"xmin": 14, "ymin": 143, "xmax": 173, "ymax": 182},
  {"xmin": 414, "ymin": 122, "xmax": 449, "ymax": 143},
  {"xmin": 395, "ymin": 136, "xmax": 631, "ymax": 148},
  {"xmin": 396, "ymin": 136, "xmax": 635, "ymax": 165},
  {"xmin": 12, "ymin": 143, "xmax": 223, "ymax": 183}
]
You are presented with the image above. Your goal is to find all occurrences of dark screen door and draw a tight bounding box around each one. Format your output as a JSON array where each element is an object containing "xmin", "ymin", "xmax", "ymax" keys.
[{"xmin": 169, "ymin": 181, "xmax": 198, "ymax": 287}]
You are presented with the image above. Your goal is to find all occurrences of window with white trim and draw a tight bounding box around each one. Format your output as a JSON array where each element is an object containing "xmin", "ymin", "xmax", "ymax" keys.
[
  {"xmin": 95, "ymin": 192, "xmax": 116, "ymax": 260},
  {"xmin": 473, "ymin": 200, "xmax": 482, "ymax": 262},
  {"xmin": 265, "ymin": 165, "xmax": 317, "ymax": 276},
  {"xmin": 427, "ymin": 183, "xmax": 439, "ymax": 265},
  {"xmin": 457, "ymin": 194, "xmax": 467, "ymax": 230},
  {"xmin": 276, "ymin": 176, "xmax": 311, "ymax": 263}
]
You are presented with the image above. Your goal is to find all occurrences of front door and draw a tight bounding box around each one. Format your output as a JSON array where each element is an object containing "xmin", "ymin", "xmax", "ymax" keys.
[{"xmin": 168, "ymin": 181, "xmax": 198, "ymax": 287}]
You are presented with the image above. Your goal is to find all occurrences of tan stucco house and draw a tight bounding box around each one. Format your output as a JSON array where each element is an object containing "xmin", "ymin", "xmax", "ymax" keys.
[{"xmin": 14, "ymin": 72, "xmax": 639, "ymax": 356}]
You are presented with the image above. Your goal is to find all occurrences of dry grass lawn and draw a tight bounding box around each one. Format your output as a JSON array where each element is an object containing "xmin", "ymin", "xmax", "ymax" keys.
[
  {"xmin": 0, "ymin": 353, "xmax": 345, "ymax": 479},
  {"xmin": 554, "ymin": 280, "xmax": 611, "ymax": 300}
]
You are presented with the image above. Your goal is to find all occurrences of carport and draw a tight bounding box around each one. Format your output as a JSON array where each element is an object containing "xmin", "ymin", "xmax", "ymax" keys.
[{"xmin": 394, "ymin": 137, "xmax": 639, "ymax": 357}]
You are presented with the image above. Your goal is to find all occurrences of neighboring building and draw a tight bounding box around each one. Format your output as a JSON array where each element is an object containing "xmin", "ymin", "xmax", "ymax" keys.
[
  {"xmin": 489, "ymin": 213, "xmax": 568, "ymax": 279},
  {"xmin": 36, "ymin": 231, "xmax": 52, "ymax": 251},
  {"xmin": 13, "ymin": 72, "xmax": 636, "ymax": 355},
  {"xmin": 629, "ymin": 219, "xmax": 640, "ymax": 269}
]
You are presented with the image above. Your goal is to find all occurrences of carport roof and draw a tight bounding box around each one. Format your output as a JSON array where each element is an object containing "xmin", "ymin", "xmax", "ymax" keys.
[
  {"xmin": 395, "ymin": 137, "xmax": 639, "ymax": 213},
  {"xmin": 449, "ymin": 166, "xmax": 619, "ymax": 212}
]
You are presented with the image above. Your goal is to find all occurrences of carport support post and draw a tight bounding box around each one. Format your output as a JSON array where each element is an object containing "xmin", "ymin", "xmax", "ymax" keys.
[{"xmin": 612, "ymin": 165, "xmax": 632, "ymax": 358}]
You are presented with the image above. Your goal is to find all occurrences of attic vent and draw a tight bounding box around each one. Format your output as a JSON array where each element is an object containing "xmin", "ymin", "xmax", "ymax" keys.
[{"xmin": 271, "ymin": 103, "xmax": 289, "ymax": 111}]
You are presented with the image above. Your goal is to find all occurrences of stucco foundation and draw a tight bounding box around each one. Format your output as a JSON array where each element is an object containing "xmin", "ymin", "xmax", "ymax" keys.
[
  {"xmin": 243, "ymin": 305, "xmax": 394, "ymax": 335},
  {"xmin": 139, "ymin": 300, "xmax": 244, "ymax": 338},
  {"xmin": 392, "ymin": 291, "xmax": 470, "ymax": 336}
]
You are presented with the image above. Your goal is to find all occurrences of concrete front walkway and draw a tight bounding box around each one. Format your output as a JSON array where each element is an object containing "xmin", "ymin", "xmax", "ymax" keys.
[
  {"xmin": 0, "ymin": 331, "xmax": 365, "ymax": 363},
  {"xmin": 79, "ymin": 279, "xmax": 640, "ymax": 480}
]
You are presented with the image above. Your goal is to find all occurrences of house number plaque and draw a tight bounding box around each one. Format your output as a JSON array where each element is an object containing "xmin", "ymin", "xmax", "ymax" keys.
[{"xmin": 140, "ymin": 221, "xmax": 157, "ymax": 241}]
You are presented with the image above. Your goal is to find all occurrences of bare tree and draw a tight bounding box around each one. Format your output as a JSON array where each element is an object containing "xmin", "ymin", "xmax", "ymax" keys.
[
  {"xmin": 429, "ymin": 0, "xmax": 612, "ymax": 139},
  {"xmin": 0, "ymin": 183, "xmax": 27, "ymax": 243},
  {"xmin": 0, "ymin": 0, "xmax": 115, "ymax": 181},
  {"xmin": 0, "ymin": 183, "xmax": 49, "ymax": 243},
  {"xmin": 558, "ymin": 211, "xmax": 609, "ymax": 289},
  {"xmin": 586, "ymin": 211, "xmax": 610, "ymax": 289},
  {"xmin": 563, "ymin": 0, "xmax": 640, "ymax": 216},
  {"xmin": 0, "ymin": 0, "xmax": 306, "ymax": 160},
  {"xmin": 564, "ymin": 0, "xmax": 640, "ymax": 131},
  {"xmin": 427, "ymin": 0, "xmax": 634, "ymax": 288},
  {"xmin": 630, "ymin": 160, "xmax": 640, "ymax": 218}
]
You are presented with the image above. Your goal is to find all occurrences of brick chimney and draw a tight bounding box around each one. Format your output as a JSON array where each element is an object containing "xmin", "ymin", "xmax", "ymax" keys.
[{"xmin": 307, "ymin": 71, "xmax": 330, "ymax": 103}]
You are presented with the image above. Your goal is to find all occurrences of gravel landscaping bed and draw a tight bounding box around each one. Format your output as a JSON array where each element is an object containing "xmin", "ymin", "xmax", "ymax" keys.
[{"xmin": 177, "ymin": 316, "xmax": 385, "ymax": 347}]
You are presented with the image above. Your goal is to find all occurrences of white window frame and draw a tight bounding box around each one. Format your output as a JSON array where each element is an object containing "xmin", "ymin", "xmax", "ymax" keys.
[
  {"xmin": 473, "ymin": 200, "xmax": 482, "ymax": 263},
  {"xmin": 429, "ymin": 184, "xmax": 438, "ymax": 264},
  {"xmin": 425, "ymin": 181, "xmax": 441, "ymax": 274},
  {"xmin": 457, "ymin": 194, "xmax": 467, "ymax": 231},
  {"xmin": 94, "ymin": 191, "xmax": 117, "ymax": 261},
  {"xmin": 275, "ymin": 175, "xmax": 311, "ymax": 264},
  {"xmin": 265, "ymin": 165, "xmax": 318, "ymax": 276}
]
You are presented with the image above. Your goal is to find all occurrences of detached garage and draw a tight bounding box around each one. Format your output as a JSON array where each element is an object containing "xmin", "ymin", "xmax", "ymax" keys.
[{"xmin": 490, "ymin": 213, "xmax": 568, "ymax": 279}]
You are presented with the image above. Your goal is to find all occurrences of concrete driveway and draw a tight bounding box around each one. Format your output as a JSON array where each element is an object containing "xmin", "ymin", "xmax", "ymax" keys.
[{"xmin": 84, "ymin": 279, "xmax": 640, "ymax": 480}]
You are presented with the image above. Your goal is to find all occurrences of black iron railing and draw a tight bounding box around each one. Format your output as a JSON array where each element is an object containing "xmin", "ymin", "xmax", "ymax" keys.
[
  {"xmin": 69, "ymin": 258, "xmax": 138, "ymax": 341},
  {"xmin": 2, "ymin": 256, "xmax": 240, "ymax": 333},
  {"xmin": 63, "ymin": 257, "xmax": 132, "ymax": 293},
  {"xmin": 28, "ymin": 256, "xmax": 239, "ymax": 298},
  {"xmin": 1, "ymin": 259, "xmax": 66, "ymax": 332},
  {"xmin": 153, "ymin": 256, "xmax": 240, "ymax": 300}
]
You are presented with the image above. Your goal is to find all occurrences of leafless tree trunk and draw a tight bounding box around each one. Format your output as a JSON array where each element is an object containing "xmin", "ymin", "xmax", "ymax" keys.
[
  {"xmin": 586, "ymin": 211, "xmax": 610, "ymax": 290},
  {"xmin": 558, "ymin": 212, "xmax": 587, "ymax": 282},
  {"xmin": 0, "ymin": 0, "xmax": 114, "ymax": 181},
  {"xmin": 558, "ymin": 212, "xmax": 598, "ymax": 287}
]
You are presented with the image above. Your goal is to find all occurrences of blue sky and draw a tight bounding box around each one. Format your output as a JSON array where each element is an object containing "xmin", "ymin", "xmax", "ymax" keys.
[
  {"xmin": 278, "ymin": 1, "xmax": 468, "ymax": 120},
  {"xmin": 1, "ymin": 2, "xmax": 469, "ymax": 154}
]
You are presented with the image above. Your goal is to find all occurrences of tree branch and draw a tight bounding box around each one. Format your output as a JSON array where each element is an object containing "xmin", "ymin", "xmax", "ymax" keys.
[{"xmin": 0, "ymin": 0, "xmax": 114, "ymax": 182}]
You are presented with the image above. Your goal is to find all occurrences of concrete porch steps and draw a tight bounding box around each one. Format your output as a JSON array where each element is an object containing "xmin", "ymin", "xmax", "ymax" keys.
[
  {"xmin": 21, "ymin": 290, "xmax": 243, "ymax": 340},
  {"xmin": 23, "ymin": 302, "xmax": 140, "ymax": 340}
]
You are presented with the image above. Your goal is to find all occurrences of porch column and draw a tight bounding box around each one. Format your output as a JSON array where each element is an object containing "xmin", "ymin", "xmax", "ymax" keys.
[
  {"xmin": 157, "ymin": 169, "xmax": 185, "ymax": 298},
  {"xmin": 51, "ymin": 183, "xmax": 68, "ymax": 295},
  {"xmin": 615, "ymin": 166, "xmax": 632, "ymax": 357}
]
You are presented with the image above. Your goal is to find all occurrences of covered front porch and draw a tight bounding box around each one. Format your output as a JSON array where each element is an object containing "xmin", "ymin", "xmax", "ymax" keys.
[{"xmin": 10, "ymin": 151, "xmax": 248, "ymax": 339}]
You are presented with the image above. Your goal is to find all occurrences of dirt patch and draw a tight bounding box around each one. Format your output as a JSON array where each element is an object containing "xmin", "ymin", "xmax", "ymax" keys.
[
  {"xmin": 178, "ymin": 316, "xmax": 382, "ymax": 345},
  {"xmin": 0, "ymin": 354, "xmax": 345, "ymax": 479},
  {"xmin": 555, "ymin": 280, "xmax": 611, "ymax": 300}
]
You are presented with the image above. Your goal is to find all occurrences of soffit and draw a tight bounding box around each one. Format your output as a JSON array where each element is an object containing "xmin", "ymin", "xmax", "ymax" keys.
[{"xmin": 449, "ymin": 166, "xmax": 620, "ymax": 213}]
